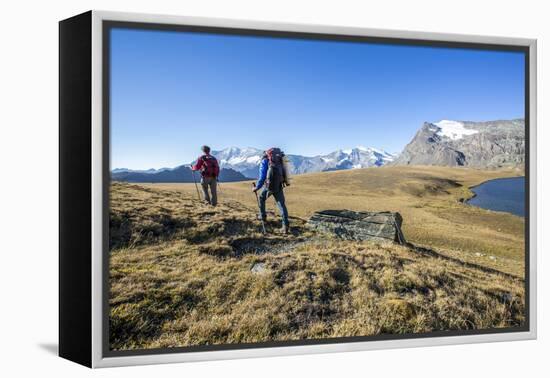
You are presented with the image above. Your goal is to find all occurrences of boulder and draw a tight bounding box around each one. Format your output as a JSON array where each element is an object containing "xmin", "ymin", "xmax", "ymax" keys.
[
  {"xmin": 307, "ymin": 210, "xmax": 406, "ymax": 244},
  {"xmin": 250, "ymin": 262, "xmax": 267, "ymax": 274}
]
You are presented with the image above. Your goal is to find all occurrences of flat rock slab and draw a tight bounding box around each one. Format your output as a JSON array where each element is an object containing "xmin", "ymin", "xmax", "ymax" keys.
[
  {"xmin": 307, "ymin": 210, "xmax": 406, "ymax": 244},
  {"xmin": 250, "ymin": 262, "xmax": 267, "ymax": 274}
]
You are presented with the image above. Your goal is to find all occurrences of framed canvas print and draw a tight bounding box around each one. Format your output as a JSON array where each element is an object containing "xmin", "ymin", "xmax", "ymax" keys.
[{"xmin": 59, "ymin": 10, "xmax": 537, "ymax": 368}]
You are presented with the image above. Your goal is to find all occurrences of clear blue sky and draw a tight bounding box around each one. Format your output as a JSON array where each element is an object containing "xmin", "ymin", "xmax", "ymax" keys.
[{"xmin": 110, "ymin": 27, "xmax": 525, "ymax": 170}]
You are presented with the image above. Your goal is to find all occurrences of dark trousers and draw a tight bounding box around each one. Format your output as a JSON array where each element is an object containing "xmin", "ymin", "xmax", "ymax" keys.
[
  {"xmin": 259, "ymin": 188, "xmax": 289, "ymax": 226},
  {"xmin": 200, "ymin": 176, "xmax": 217, "ymax": 206}
]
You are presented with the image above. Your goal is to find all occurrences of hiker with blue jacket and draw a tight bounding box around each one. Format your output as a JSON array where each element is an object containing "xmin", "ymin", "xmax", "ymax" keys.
[{"xmin": 253, "ymin": 148, "xmax": 290, "ymax": 234}]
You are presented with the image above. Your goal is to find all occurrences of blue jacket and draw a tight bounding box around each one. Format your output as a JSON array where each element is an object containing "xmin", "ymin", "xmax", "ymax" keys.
[{"xmin": 255, "ymin": 158, "xmax": 269, "ymax": 190}]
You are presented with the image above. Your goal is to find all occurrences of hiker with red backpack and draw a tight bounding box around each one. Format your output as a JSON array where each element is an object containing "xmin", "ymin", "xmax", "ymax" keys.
[
  {"xmin": 253, "ymin": 148, "xmax": 290, "ymax": 234},
  {"xmin": 191, "ymin": 145, "xmax": 220, "ymax": 206}
]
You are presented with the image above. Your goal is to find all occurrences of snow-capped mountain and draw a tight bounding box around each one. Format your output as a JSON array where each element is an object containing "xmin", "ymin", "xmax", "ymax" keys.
[
  {"xmin": 211, "ymin": 146, "xmax": 396, "ymax": 178},
  {"xmin": 211, "ymin": 147, "xmax": 264, "ymax": 179},
  {"xmin": 319, "ymin": 146, "xmax": 395, "ymax": 170},
  {"xmin": 392, "ymin": 119, "xmax": 524, "ymax": 167}
]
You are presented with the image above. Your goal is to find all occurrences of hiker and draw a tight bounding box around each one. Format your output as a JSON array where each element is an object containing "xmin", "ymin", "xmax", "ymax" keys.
[
  {"xmin": 191, "ymin": 145, "xmax": 220, "ymax": 206},
  {"xmin": 253, "ymin": 148, "xmax": 290, "ymax": 234}
]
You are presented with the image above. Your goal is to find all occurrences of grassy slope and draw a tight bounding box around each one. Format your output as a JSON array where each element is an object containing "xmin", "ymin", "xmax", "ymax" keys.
[
  {"xmin": 109, "ymin": 174, "xmax": 525, "ymax": 351},
  {"xmin": 149, "ymin": 165, "xmax": 525, "ymax": 277}
]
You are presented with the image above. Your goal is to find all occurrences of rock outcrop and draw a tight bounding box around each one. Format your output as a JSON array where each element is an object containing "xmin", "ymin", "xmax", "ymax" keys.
[{"xmin": 307, "ymin": 210, "xmax": 406, "ymax": 244}]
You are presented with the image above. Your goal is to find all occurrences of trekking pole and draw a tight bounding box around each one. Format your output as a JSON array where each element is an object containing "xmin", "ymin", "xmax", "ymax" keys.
[
  {"xmin": 191, "ymin": 169, "xmax": 201, "ymax": 201},
  {"xmin": 252, "ymin": 182, "xmax": 267, "ymax": 234}
]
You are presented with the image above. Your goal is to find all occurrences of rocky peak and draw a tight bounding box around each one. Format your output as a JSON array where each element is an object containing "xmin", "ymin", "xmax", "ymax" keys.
[{"xmin": 392, "ymin": 119, "xmax": 524, "ymax": 168}]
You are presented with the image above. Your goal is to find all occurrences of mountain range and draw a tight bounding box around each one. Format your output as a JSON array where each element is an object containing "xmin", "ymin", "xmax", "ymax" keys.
[
  {"xmin": 112, "ymin": 146, "xmax": 397, "ymax": 182},
  {"xmin": 111, "ymin": 118, "xmax": 525, "ymax": 183},
  {"xmin": 213, "ymin": 146, "xmax": 397, "ymax": 178}
]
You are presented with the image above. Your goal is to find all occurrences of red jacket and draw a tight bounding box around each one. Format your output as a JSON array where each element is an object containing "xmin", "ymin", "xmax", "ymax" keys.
[{"xmin": 191, "ymin": 154, "xmax": 220, "ymax": 177}]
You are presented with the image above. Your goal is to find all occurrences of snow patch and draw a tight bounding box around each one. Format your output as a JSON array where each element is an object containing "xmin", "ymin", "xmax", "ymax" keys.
[
  {"xmin": 246, "ymin": 156, "xmax": 261, "ymax": 164},
  {"xmin": 227, "ymin": 156, "xmax": 247, "ymax": 164},
  {"xmin": 356, "ymin": 146, "xmax": 370, "ymax": 152},
  {"xmin": 434, "ymin": 120, "xmax": 478, "ymax": 140}
]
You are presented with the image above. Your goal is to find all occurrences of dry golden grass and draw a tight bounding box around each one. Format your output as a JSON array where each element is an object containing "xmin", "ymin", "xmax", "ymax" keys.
[
  {"xmin": 148, "ymin": 165, "xmax": 525, "ymax": 277},
  {"xmin": 109, "ymin": 175, "xmax": 525, "ymax": 351}
]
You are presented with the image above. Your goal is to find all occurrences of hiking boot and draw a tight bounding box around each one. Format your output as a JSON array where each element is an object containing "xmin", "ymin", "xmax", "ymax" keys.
[{"xmin": 280, "ymin": 225, "xmax": 290, "ymax": 234}]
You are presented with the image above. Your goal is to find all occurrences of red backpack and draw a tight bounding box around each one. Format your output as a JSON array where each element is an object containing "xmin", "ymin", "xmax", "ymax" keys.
[{"xmin": 200, "ymin": 155, "xmax": 220, "ymax": 178}]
